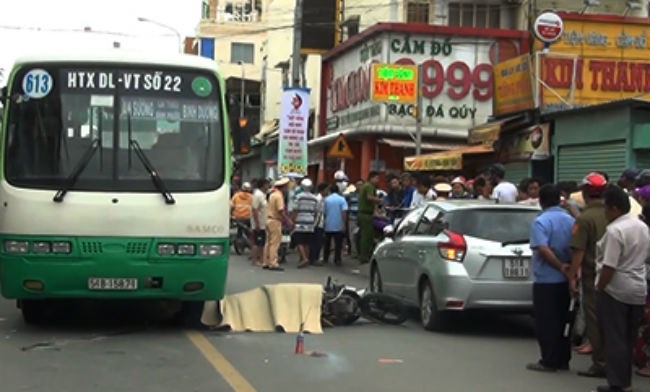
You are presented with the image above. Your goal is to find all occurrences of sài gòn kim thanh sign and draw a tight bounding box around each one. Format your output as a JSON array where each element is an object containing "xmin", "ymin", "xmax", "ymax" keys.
[
  {"xmin": 278, "ymin": 88, "xmax": 310, "ymax": 177},
  {"xmin": 534, "ymin": 14, "xmax": 650, "ymax": 110},
  {"xmin": 493, "ymin": 54, "xmax": 534, "ymax": 116},
  {"xmin": 370, "ymin": 63, "xmax": 418, "ymax": 104}
]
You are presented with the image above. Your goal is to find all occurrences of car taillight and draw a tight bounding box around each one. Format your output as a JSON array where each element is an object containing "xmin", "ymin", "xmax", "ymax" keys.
[{"xmin": 437, "ymin": 230, "xmax": 466, "ymax": 262}]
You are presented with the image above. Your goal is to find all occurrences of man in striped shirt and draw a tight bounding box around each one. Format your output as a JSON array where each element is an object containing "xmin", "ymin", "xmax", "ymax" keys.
[{"xmin": 291, "ymin": 178, "xmax": 319, "ymax": 268}]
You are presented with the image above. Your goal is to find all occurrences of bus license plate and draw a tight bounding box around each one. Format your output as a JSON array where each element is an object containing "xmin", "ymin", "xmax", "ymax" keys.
[
  {"xmin": 502, "ymin": 258, "xmax": 530, "ymax": 279},
  {"xmin": 88, "ymin": 278, "xmax": 138, "ymax": 290}
]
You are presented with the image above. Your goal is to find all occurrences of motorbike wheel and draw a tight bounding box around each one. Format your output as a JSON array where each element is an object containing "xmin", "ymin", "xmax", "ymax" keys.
[
  {"xmin": 278, "ymin": 245, "xmax": 287, "ymax": 264},
  {"xmin": 323, "ymin": 292, "xmax": 361, "ymax": 326},
  {"xmin": 358, "ymin": 293, "xmax": 408, "ymax": 325},
  {"xmin": 233, "ymin": 238, "xmax": 245, "ymax": 255}
]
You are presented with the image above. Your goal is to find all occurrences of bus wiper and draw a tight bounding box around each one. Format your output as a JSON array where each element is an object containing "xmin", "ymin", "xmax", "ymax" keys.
[
  {"xmin": 53, "ymin": 139, "xmax": 100, "ymax": 203},
  {"xmin": 128, "ymin": 139, "xmax": 175, "ymax": 205}
]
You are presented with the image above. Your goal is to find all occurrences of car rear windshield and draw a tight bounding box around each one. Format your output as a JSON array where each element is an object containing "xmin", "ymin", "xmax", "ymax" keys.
[{"xmin": 446, "ymin": 209, "xmax": 540, "ymax": 243}]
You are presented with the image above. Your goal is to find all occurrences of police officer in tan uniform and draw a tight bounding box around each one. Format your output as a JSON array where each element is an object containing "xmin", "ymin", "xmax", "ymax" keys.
[{"xmin": 568, "ymin": 172, "xmax": 609, "ymax": 378}]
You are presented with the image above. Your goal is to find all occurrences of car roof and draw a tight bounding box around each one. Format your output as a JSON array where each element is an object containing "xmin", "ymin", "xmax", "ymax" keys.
[{"xmin": 427, "ymin": 199, "xmax": 541, "ymax": 212}]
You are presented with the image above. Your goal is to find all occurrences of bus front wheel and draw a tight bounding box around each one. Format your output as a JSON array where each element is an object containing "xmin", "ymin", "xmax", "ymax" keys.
[{"xmin": 19, "ymin": 300, "xmax": 50, "ymax": 325}]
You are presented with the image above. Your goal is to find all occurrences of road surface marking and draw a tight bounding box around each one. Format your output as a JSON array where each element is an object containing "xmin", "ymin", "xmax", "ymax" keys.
[{"xmin": 185, "ymin": 330, "xmax": 257, "ymax": 392}]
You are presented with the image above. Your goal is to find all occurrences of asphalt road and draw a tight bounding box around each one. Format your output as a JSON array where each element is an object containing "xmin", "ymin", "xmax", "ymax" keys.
[{"xmin": 0, "ymin": 251, "xmax": 645, "ymax": 392}]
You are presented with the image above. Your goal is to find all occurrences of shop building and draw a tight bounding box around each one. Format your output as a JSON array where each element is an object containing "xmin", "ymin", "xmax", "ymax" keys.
[
  {"xmin": 543, "ymin": 99, "xmax": 650, "ymax": 182},
  {"xmin": 311, "ymin": 23, "xmax": 529, "ymax": 183},
  {"xmin": 538, "ymin": 12, "xmax": 650, "ymax": 181},
  {"xmin": 466, "ymin": 11, "xmax": 650, "ymax": 185}
]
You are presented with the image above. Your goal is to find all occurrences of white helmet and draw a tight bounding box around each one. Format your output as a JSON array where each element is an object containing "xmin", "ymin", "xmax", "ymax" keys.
[
  {"xmin": 334, "ymin": 170, "xmax": 348, "ymax": 181},
  {"xmin": 241, "ymin": 182, "xmax": 252, "ymax": 191},
  {"xmin": 300, "ymin": 178, "xmax": 313, "ymax": 189}
]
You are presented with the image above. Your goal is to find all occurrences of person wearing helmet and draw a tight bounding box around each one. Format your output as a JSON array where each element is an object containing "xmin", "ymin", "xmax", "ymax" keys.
[
  {"xmin": 291, "ymin": 178, "xmax": 319, "ymax": 268},
  {"xmin": 567, "ymin": 172, "xmax": 609, "ymax": 378},
  {"xmin": 231, "ymin": 181, "xmax": 253, "ymax": 222},
  {"xmin": 618, "ymin": 168, "xmax": 642, "ymax": 194},
  {"xmin": 488, "ymin": 163, "xmax": 518, "ymax": 203},
  {"xmin": 449, "ymin": 177, "xmax": 471, "ymax": 199},
  {"xmin": 334, "ymin": 170, "xmax": 349, "ymax": 193}
]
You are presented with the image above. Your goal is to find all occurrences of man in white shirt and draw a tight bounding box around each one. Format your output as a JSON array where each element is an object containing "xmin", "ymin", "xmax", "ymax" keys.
[
  {"xmin": 410, "ymin": 177, "xmax": 436, "ymax": 208},
  {"xmin": 250, "ymin": 178, "xmax": 270, "ymax": 266},
  {"xmin": 488, "ymin": 163, "xmax": 518, "ymax": 203},
  {"xmin": 593, "ymin": 186, "xmax": 650, "ymax": 392}
]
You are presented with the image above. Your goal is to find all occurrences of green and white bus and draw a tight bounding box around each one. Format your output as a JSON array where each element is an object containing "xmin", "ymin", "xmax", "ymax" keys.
[{"xmin": 0, "ymin": 52, "xmax": 231, "ymax": 323}]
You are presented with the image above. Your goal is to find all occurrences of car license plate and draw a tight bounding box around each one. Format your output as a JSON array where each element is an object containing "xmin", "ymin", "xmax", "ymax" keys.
[
  {"xmin": 503, "ymin": 258, "xmax": 530, "ymax": 279},
  {"xmin": 88, "ymin": 278, "xmax": 138, "ymax": 290},
  {"xmin": 281, "ymin": 235, "xmax": 291, "ymax": 243}
]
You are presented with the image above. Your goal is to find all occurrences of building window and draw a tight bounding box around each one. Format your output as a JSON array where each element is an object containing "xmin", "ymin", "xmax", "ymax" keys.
[
  {"xmin": 231, "ymin": 43, "xmax": 255, "ymax": 64},
  {"xmin": 406, "ymin": 1, "xmax": 432, "ymax": 24},
  {"xmin": 201, "ymin": 0, "xmax": 210, "ymax": 19},
  {"xmin": 218, "ymin": 0, "xmax": 262, "ymax": 22},
  {"xmin": 448, "ymin": 3, "xmax": 501, "ymax": 28}
]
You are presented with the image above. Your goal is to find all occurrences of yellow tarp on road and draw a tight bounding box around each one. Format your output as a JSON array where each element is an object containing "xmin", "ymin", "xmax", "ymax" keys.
[{"xmin": 201, "ymin": 284, "xmax": 323, "ymax": 334}]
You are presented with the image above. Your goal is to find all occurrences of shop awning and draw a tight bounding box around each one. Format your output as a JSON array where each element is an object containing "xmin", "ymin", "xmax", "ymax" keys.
[
  {"xmin": 403, "ymin": 144, "xmax": 494, "ymax": 172},
  {"xmin": 252, "ymin": 119, "xmax": 280, "ymax": 144},
  {"xmin": 378, "ymin": 138, "xmax": 464, "ymax": 151},
  {"xmin": 467, "ymin": 113, "xmax": 532, "ymax": 145}
]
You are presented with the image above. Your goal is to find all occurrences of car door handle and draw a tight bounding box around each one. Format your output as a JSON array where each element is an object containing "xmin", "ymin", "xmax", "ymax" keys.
[{"xmin": 417, "ymin": 250, "xmax": 426, "ymax": 258}]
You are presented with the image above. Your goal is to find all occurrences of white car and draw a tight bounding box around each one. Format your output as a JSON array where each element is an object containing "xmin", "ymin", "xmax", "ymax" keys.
[{"xmin": 370, "ymin": 200, "xmax": 541, "ymax": 331}]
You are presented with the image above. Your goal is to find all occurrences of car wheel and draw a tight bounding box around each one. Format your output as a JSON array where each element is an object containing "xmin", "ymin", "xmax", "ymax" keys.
[
  {"xmin": 420, "ymin": 280, "xmax": 447, "ymax": 331},
  {"xmin": 370, "ymin": 263, "xmax": 383, "ymax": 293}
]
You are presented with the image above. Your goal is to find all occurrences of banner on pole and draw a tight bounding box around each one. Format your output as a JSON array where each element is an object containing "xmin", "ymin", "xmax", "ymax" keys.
[{"xmin": 278, "ymin": 87, "xmax": 310, "ymax": 177}]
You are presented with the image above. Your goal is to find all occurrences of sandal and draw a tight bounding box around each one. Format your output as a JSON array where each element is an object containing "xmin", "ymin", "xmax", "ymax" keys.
[
  {"xmin": 576, "ymin": 342, "xmax": 593, "ymax": 355},
  {"xmin": 267, "ymin": 266, "xmax": 284, "ymax": 271},
  {"xmin": 636, "ymin": 365, "xmax": 650, "ymax": 377},
  {"xmin": 297, "ymin": 261, "xmax": 309, "ymax": 269}
]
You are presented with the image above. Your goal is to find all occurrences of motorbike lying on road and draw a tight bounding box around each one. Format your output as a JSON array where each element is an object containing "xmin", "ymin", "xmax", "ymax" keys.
[{"xmin": 321, "ymin": 276, "xmax": 408, "ymax": 327}]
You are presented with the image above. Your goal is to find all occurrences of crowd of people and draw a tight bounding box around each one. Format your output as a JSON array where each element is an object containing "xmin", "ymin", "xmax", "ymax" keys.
[
  {"xmin": 230, "ymin": 164, "xmax": 650, "ymax": 392},
  {"xmin": 525, "ymin": 168, "xmax": 650, "ymax": 392}
]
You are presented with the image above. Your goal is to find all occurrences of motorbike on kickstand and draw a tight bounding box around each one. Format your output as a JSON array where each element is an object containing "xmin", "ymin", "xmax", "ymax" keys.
[{"xmin": 320, "ymin": 276, "xmax": 408, "ymax": 327}]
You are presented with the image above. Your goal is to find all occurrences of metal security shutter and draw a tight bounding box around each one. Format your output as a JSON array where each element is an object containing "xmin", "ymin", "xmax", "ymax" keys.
[
  {"xmin": 635, "ymin": 151, "xmax": 650, "ymax": 170},
  {"xmin": 504, "ymin": 162, "xmax": 529, "ymax": 183},
  {"xmin": 557, "ymin": 141, "xmax": 626, "ymax": 182}
]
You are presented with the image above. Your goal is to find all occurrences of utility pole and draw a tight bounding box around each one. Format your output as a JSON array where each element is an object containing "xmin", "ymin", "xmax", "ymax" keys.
[
  {"xmin": 291, "ymin": 0, "xmax": 303, "ymax": 87},
  {"xmin": 238, "ymin": 61, "xmax": 245, "ymax": 121},
  {"xmin": 415, "ymin": 63, "xmax": 423, "ymax": 156}
]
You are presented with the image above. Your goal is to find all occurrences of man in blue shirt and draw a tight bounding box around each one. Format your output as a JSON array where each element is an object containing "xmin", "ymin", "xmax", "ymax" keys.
[
  {"xmin": 323, "ymin": 184, "xmax": 348, "ymax": 266},
  {"xmin": 527, "ymin": 184, "xmax": 575, "ymax": 373}
]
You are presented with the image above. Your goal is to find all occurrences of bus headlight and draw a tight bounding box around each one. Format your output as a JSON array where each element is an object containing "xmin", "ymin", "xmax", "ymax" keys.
[
  {"xmin": 199, "ymin": 244, "xmax": 223, "ymax": 256},
  {"xmin": 177, "ymin": 244, "xmax": 195, "ymax": 255},
  {"xmin": 32, "ymin": 241, "xmax": 51, "ymax": 254},
  {"xmin": 5, "ymin": 240, "xmax": 29, "ymax": 254},
  {"xmin": 52, "ymin": 242, "xmax": 71, "ymax": 254},
  {"xmin": 157, "ymin": 243, "xmax": 175, "ymax": 255}
]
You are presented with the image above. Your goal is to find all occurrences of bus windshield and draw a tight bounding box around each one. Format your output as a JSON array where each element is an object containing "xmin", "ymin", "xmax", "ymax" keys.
[{"xmin": 5, "ymin": 64, "xmax": 225, "ymax": 192}]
